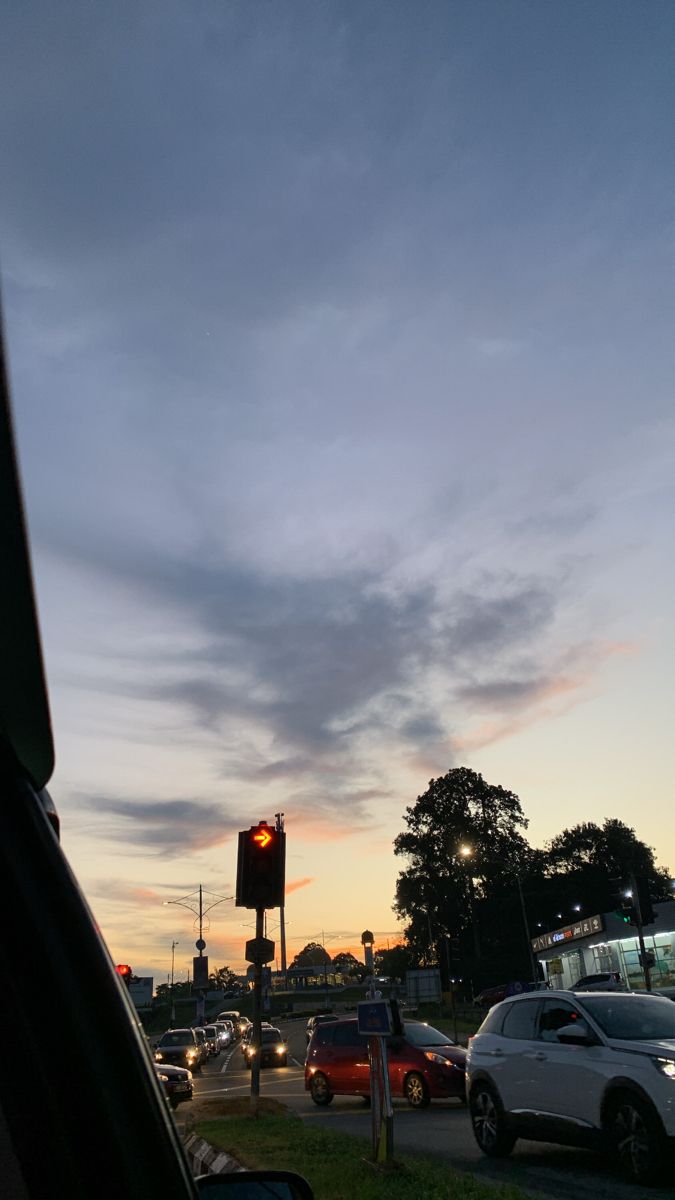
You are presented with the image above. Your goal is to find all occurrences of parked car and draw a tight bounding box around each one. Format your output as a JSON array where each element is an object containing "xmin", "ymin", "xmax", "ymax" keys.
[
  {"xmin": 153, "ymin": 1063, "xmax": 194, "ymax": 1110},
  {"xmin": 243, "ymin": 1026, "xmax": 288, "ymax": 1068},
  {"xmin": 154, "ymin": 1028, "xmax": 204, "ymax": 1073},
  {"xmin": 466, "ymin": 989, "xmax": 675, "ymax": 1184},
  {"xmin": 305, "ymin": 1018, "xmax": 466, "ymax": 1108},
  {"xmin": 571, "ymin": 971, "xmax": 626, "ymax": 991},
  {"xmin": 306, "ymin": 1013, "xmax": 339, "ymax": 1044}
]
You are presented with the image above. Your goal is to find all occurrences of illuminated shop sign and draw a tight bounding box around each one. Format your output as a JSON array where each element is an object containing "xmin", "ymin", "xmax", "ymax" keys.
[{"xmin": 532, "ymin": 913, "xmax": 604, "ymax": 954}]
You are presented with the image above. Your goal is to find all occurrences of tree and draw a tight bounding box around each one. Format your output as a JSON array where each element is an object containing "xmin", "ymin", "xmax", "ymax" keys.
[
  {"xmin": 542, "ymin": 819, "xmax": 672, "ymax": 914},
  {"xmin": 332, "ymin": 951, "xmax": 362, "ymax": 975},
  {"xmin": 394, "ymin": 767, "xmax": 532, "ymax": 968},
  {"xmin": 393, "ymin": 768, "xmax": 535, "ymax": 984},
  {"xmin": 209, "ymin": 965, "xmax": 239, "ymax": 990},
  {"xmin": 290, "ymin": 942, "xmax": 331, "ymax": 968},
  {"xmin": 373, "ymin": 944, "xmax": 415, "ymax": 980}
]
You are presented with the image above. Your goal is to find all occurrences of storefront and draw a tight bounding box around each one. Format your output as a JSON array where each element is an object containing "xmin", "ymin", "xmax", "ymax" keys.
[{"xmin": 532, "ymin": 900, "xmax": 675, "ymax": 994}]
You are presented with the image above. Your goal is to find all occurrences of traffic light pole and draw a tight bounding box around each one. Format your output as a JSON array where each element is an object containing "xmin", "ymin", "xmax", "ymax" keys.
[
  {"xmin": 250, "ymin": 905, "xmax": 264, "ymax": 1113},
  {"xmin": 630, "ymin": 872, "xmax": 652, "ymax": 992}
]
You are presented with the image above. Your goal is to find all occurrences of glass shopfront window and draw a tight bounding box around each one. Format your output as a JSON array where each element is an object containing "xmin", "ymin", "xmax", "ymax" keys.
[{"xmin": 615, "ymin": 931, "xmax": 675, "ymax": 991}]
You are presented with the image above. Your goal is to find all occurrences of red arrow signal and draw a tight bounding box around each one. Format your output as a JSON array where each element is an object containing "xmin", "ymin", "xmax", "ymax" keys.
[{"xmin": 253, "ymin": 828, "xmax": 272, "ymax": 849}]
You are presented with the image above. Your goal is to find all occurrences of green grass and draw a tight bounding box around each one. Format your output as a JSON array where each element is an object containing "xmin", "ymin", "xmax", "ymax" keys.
[{"xmin": 194, "ymin": 1111, "xmax": 526, "ymax": 1200}]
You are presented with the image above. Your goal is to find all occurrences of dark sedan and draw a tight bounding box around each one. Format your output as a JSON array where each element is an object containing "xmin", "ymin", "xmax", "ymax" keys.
[
  {"xmin": 153, "ymin": 1063, "xmax": 193, "ymax": 1109},
  {"xmin": 243, "ymin": 1026, "xmax": 288, "ymax": 1068},
  {"xmin": 153, "ymin": 1028, "xmax": 203, "ymax": 1072}
]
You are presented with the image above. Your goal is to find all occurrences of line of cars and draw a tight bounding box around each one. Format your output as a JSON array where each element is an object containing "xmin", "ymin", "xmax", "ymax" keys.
[{"xmin": 153, "ymin": 1014, "xmax": 247, "ymax": 1109}]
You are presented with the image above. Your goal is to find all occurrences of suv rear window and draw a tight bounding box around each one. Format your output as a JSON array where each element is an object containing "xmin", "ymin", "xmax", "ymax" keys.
[
  {"xmin": 313, "ymin": 1023, "xmax": 337, "ymax": 1046},
  {"xmin": 501, "ymin": 999, "xmax": 539, "ymax": 1040}
]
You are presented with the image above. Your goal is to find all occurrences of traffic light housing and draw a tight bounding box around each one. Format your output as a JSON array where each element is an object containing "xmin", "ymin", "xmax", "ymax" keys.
[
  {"xmin": 115, "ymin": 964, "xmax": 132, "ymax": 988},
  {"xmin": 236, "ymin": 821, "xmax": 285, "ymax": 909},
  {"xmin": 635, "ymin": 876, "xmax": 656, "ymax": 927}
]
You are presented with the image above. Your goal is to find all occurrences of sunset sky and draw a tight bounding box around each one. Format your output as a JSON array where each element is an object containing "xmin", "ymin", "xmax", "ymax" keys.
[{"xmin": 2, "ymin": 2, "xmax": 674, "ymax": 982}]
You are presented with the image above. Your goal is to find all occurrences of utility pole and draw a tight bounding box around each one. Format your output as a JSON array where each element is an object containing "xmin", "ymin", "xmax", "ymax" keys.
[
  {"xmin": 629, "ymin": 872, "xmax": 652, "ymax": 992},
  {"xmin": 516, "ymin": 875, "xmax": 539, "ymax": 983},
  {"xmin": 275, "ymin": 812, "xmax": 288, "ymax": 988}
]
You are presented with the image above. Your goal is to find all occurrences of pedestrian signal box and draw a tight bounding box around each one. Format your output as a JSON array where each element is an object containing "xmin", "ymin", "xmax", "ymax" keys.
[{"xmin": 236, "ymin": 821, "xmax": 285, "ymax": 909}]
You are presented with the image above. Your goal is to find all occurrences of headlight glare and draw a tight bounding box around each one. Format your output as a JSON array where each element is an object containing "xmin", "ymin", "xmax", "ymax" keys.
[{"xmin": 654, "ymin": 1057, "xmax": 675, "ymax": 1079}]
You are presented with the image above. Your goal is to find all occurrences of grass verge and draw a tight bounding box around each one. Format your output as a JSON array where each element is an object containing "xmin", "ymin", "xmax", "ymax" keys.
[{"xmin": 194, "ymin": 1108, "xmax": 526, "ymax": 1200}]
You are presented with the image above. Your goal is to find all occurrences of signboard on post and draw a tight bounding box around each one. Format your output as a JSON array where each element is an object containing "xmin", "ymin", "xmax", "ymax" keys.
[
  {"xmin": 357, "ymin": 1000, "xmax": 392, "ymax": 1037},
  {"xmin": 245, "ymin": 936, "xmax": 275, "ymax": 965}
]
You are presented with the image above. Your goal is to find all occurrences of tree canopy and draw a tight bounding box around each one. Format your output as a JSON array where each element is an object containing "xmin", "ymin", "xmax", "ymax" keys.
[
  {"xmin": 393, "ymin": 768, "xmax": 672, "ymax": 990},
  {"xmin": 290, "ymin": 941, "xmax": 331, "ymax": 968}
]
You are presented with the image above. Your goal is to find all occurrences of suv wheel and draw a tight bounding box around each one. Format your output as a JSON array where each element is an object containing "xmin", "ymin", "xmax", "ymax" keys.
[
  {"xmin": 470, "ymin": 1084, "xmax": 516, "ymax": 1157},
  {"xmin": 605, "ymin": 1093, "xmax": 665, "ymax": 1185},
  {"xmin": 404, "ymin": 1072, "xmax": 430, "ymax": 1108},
  {"xmin": 310, "ymin": 1072, "xmax": 333, "ymax": 1106}
]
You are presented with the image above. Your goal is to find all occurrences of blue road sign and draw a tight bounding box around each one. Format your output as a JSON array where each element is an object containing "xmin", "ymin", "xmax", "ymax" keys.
[{"xmin": 357, "ymin": 999, "xmax": 393, "ymax": 1036}]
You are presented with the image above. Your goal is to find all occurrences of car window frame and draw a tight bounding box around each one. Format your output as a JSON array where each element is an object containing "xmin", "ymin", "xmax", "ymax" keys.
[{"xmin": 500, "ymin": 998, "xmax": 542, "ymax": 1041}]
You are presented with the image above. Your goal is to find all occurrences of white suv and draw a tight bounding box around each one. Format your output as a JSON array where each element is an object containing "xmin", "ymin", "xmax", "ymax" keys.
[{"xmin": 466, "ymin": 990, "xmax": 675, "ymax": 1185}]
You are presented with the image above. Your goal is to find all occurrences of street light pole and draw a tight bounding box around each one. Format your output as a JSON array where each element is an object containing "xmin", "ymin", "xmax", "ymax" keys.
[
  {"xmin": 163, "ymin": 886, "xmax": 233, "ymax": 1026},
  {"xmin": 170, "ymin": 939, "xmax": 179, "ymax": 1023}
]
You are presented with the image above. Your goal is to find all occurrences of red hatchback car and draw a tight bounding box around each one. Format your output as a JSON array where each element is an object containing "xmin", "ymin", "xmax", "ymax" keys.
[{"xmin": 305, "ymin": 1017, "xmax": 466, "ymax": 1108}]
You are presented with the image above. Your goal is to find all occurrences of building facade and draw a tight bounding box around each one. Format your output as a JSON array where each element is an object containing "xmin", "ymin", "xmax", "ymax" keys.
[{"xmin": 532, "ymin": 900, "xmax": 675, "ymax": 994}]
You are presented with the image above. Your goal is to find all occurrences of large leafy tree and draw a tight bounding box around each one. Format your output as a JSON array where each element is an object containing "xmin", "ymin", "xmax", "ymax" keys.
[
  {"xmin": 209, "ymin": 965, "xmax": 239, "ymax": 990},
  {"xmin": 290, "ymin": 941, "xmax": 331, "ymax": 968},
  {"xmin": 394, "ymin": 767, "xmax": 532, "ymax": 975},
  {"xmin": 373, "ymin": 944, "xmax": 416, "ymax": 980},
  {"xmin": 541, "ymin": 819, "xmax": 672, "ymax": 912}
]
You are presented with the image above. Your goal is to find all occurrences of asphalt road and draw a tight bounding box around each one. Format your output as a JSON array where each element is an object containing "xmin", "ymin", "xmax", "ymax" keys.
[{"xmin": 186, "ymin": 1020, "xmax": 674, "ymax": 1200}]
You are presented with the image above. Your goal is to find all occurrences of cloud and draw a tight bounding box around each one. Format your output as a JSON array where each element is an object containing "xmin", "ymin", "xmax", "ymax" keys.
[
  {"xmin": 454, "ymin": 640, "xmax": 635, "ymax": 750},
  {"xmin": 76, "ymin": 794, "xmax": 244, "ymax": 855},
  {"xmin": 285, "ymin": 877, "xmax": 314, "ymax": 895}
]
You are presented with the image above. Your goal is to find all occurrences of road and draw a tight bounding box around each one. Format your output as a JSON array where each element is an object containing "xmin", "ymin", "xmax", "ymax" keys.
[{"xmin": 184, "ymin": 1020, "xmax": 673, "ymax": 1200}]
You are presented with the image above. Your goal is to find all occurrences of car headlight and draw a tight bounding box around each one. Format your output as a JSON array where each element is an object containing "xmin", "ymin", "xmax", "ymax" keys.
[
  {"xmin": 275, "ymin": 1045, "xmax": 285, "ymax": 1054},
  {"xmin": 424, "ymin": 1051, "xmax": 452, "ymax": 1065},
  {"xmin": 154, "ymin": 1052, "xmax": 163, "ymax": 1061},
  {"xmin": 157, "ymin": 1073, "xmax": 169, "ymax": 1082},
  {"xmin": 654, "ymin": 1057, "xmax": 675, "ymax": 1079}
]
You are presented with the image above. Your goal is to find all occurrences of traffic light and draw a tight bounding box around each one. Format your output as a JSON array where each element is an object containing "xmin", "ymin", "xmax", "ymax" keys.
[
  {"xmin": 609, "ymin": 876, "xmax": 636, "ymax": 925},
  {"xmin": 635, "ymin": 876, "xmax": 656, "ymax": 927},
  {"xmin": 236, "ymin": 821, "xmax": 285, "ymax": 909},
  {"xmin": 447, "ymin": 934, "xmax": 461, "ymax": 965},
  {"xmin": 115, "ymin": 964, "xmax": 132, "ymax": 988}
]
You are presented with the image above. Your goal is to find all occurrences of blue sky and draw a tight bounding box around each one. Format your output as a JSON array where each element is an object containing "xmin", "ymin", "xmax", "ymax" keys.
[{"xmin": 2, "ymin": 2, "xmax": 674, "ymax": 977}]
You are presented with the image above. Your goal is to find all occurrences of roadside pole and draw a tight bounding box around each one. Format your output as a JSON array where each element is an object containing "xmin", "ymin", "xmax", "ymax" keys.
[
  {"xmin": 360, "ymin": 990, "xmax": 394, "ymax": 1167},
  {"xmin": 250, "ymin": 907, "xmax": 264, "ymax": 1114},
  {"xmin": 630, "ymin": 872, "xmax": 652, "ymax": 992}
]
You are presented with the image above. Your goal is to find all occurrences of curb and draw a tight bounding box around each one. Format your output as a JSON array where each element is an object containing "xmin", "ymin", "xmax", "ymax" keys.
[{"xmin": 183, "ymin": 1133, "xmax": 244, "ymax": 1177}]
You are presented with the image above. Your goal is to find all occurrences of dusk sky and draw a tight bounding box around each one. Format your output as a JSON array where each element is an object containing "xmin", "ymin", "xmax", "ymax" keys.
[{"xmin": 2, "ymin": 2, "xmax": 674, "ymax": 982}]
